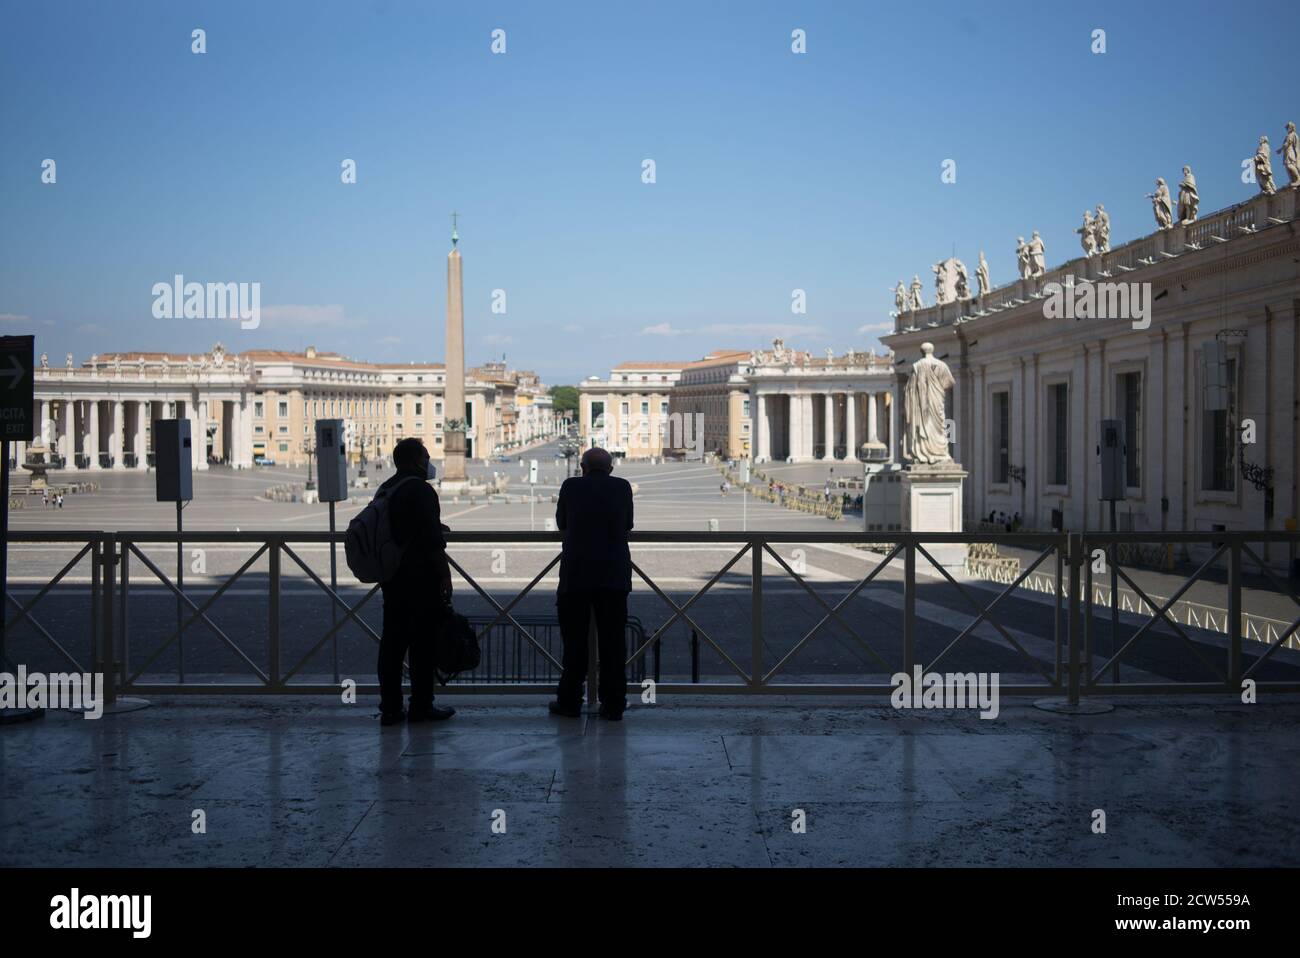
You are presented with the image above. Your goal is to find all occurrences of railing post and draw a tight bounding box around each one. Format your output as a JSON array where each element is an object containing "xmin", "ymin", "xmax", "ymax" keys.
[
  {"xmin": 750, "ymin": 538, "xmax": 763, "ymax": 687},
  {"xmin": 1067, "ymin": 533, "xmax": 1081, "ymax": 706},
  {"xmin": 903, "ymin": 538, "xmax": 916, "ymax": 678},
  {"xmin": 1053, "ymin": 539, "xmax": 1063, "ymax": 685},
  {"xmin": 1228, "ymin": 538, "xmax": 1242, "ymax": 688},
  {"xmin": 586, "ymin": 608, "xmax": 597, "ymax": 706},
  {"xmin": 118, "ymin": 535, "xmax": 129, "ymax": 694},
  {"xmin": 268, "ymin": 538, "xmax": 281, "ymax": 689},
  {"xmin": 89, "ymin": 536, "xmax": 101, "ymax": 685},
  {"xmin": 101, "ymin": 537, "xmax": 117, "ymax": 707}
]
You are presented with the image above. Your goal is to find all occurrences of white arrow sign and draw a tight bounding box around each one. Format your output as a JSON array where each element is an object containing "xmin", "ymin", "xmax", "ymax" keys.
[{"xmin": 0, "ymin": 354, "xmax": 24, "ymax": 389}]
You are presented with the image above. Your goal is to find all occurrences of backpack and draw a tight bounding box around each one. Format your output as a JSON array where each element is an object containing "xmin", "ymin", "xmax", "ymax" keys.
[
  {"xmin": 434, "ymin": 602, "xmax": 481, "ymax": 684},
  {"xmin": 344, "ymin": 476, "xmax": 419, "ymax": 584}
]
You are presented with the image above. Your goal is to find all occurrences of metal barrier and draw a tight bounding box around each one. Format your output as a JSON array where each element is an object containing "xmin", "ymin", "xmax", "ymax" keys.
[{"xmin": 3, "ymin": 530, "xmax": 1299, "ymax": 705}]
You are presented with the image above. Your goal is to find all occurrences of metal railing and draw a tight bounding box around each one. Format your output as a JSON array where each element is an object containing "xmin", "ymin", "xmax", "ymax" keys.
[{"xmin": 3, "ymin": 530, "xmax": 1299, "ymax": 705}]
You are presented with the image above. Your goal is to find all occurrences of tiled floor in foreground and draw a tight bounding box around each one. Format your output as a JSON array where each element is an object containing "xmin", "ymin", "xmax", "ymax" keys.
[{"xmin": 2, "ymin": 695, "xmax": 1298, "ymax": 867}]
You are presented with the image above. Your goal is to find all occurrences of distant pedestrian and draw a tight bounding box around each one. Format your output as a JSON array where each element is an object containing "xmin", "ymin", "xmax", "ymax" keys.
[
  {"xmin": 57, "ymin": 494, "xmax": 64, "ymax": 508},
  {"xmin": 42, "ymin": 489, "xmax": 49, "ymax": 507}
]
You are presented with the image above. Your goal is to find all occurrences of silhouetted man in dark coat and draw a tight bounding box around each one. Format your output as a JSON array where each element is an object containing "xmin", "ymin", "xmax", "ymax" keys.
[
  {"xmin": 377, "ymin": 437, "xmax": 455, "ymax": 725},
  {"xmin": 549, "ymin": 446, "xmax": 633, "ymax": 720}
]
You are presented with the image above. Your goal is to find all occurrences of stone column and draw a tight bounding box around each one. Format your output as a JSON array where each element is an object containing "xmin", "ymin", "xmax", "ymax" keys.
[
  {"xmin": 134, "ymin": 400, "xmax": 147, "ymax": 467},
  {"xmin": 111, "ymin": 400, "xmax": 125, "ymax": 469},
  {"xmin": 889, "ymin": 385, "xmax": 900, "ymax": 462},
  {"xmin": 868, "ymin": 392, "xmax": 880, "ymax": 443},
  {"xmin": 88, "ymin": 400, "xmax": 101, "ymax": 469},
  {"xmin": 823, "ymin": 393, "xmax": 834, "ymax": 459},
  {"xmin": 756, "ymin": 393, "xmax": 769, "ymax": 461},
  {"xmin": 38, "ymin": 400, "xmax": 51, "ymax": 447},
  {"xmin": 198, "ymin": 399, "xmax": 209, "ymax": 470},
  {"xmin": 845, "ymin": 392, "xmax": 857, "ymax": 460},
  {"xmin": 59, "ymin": 401, "xmax": 72, "ymax": 465},
  {"xmin": 786, "ymin": 393, "xmax": 800, "ymax": 461}
]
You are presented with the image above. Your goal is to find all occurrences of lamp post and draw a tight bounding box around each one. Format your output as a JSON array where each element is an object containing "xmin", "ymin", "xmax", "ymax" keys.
[{"xmin": 301, "ymin": 437, "xmax": 316, "ymax": 491}]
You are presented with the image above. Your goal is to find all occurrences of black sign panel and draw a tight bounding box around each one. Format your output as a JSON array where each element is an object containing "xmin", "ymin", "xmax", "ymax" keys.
[{"xmin": 0, "ymin": 336, "xmax": 34, "ymax": 442}]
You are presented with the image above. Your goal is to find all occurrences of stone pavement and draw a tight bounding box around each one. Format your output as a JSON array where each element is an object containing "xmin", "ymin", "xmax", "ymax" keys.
[{"xmin": 3, "ymin": 694, "xmax": 1298, "ymax": 867}]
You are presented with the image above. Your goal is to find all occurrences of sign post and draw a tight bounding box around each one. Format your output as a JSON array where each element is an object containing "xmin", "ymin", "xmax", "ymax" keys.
[
  {"xmin": 316, "ymin": 420, "xmax": 348, "ymax": 683},
  {"xmin": 0, "ymin": 336, "xmax": 39, "ymax": 723}
]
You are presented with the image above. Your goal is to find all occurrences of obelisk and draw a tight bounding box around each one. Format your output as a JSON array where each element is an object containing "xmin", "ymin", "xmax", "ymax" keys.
[{"xmin": 443, "ymin": 217, "xmax": 467, "ymax": 482}]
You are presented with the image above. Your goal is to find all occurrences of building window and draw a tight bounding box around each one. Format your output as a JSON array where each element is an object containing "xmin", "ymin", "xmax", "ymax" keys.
[
  {"xmin": 435, "ymin": 401, "xmax": 443, "ymax": 415},
  {"xmin": 620, "ymin": 401, "xmax": 629, "ymax": 417},
  {"xmin": 992, "ymin": 390, "xmax": 1010, "ymax": 484},
  {"xmin": 640, "ymin": 400, "xmax": 649, "ymax": 415},
  {"xmin": 659, "ymin": 401, "xmax": 668, "ymax": 416},
  {"xmin": 743, "ymin": 398, "xmax": 750, "ymax": 418},
  {"xmin": 396, "ymin": 401, "xmax": 404, "ymax": 416},
  {"xmin": 591, "ymin": 401, "xmax": 605, "ymax": 429},
  {"xmin": 415, "ymin": 402, "xmax": 423, "ymax": 416},
  {"xmin": 1115, "ymin": 371, "xmax": 1142, "ymax": 490},
  {"xmin": 1202, "ymin": 357, "xmax": 1237, "ymax": 492},
  {"xmin": 278, "ymin": 401, "xmax": 288, "ymax": 418},
  {"xmin": 254, "ymin": 401, "xmax": 264, "ymax": 418},
  {"xmin": 278, "ymin": 425, "xmax": 288, "ymax": 435},
  {"xmin": 1047, "ymin": 382, "xmax": 1068, "ymax": 486},
  {"xmin": 279, "ymin": 442, "xmax": 289, "ymax": 453}
]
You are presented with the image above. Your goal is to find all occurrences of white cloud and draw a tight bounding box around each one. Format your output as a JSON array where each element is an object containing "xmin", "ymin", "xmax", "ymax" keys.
[
  {"xmin": 641, "ymin": 321, "xmax": 821, "ymax": 339},
  {"xmin": 259, "ymin": 304, "xmax": 347, "ymax": 328},
  {"xmin": 484, "ymin": 334, "xmax": 513, "ymax": 346},
  {"xmin": 0, "ymin": 313, "xmax": 30, "ymax": 323},
  {"xmin": 858, "ymin": 322, "xmax": 893, "ymax": 334}
]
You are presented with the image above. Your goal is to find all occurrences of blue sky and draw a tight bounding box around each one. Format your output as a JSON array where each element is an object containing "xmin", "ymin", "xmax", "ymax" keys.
[{"xmin": 1, "ymin": 0, "xmax": 1294, "ymax": 384}]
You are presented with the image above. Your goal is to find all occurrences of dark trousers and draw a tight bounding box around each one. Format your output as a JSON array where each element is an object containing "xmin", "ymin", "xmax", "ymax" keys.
[
  {"xmin": 556, "ymin": 589, "xmax": 628, "ymax": 713},
  {"xmin": 378, "ymin": 593, "xmax": 434, "ymax": 715}
]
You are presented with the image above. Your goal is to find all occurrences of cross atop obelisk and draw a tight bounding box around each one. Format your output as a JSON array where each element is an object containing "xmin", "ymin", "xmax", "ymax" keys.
[{"xmin": 443, "ymin": 215, "xmax": 467, "ymax": 483}]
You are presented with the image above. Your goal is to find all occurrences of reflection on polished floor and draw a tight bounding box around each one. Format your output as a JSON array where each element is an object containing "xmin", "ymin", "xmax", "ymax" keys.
[{"xmin": 3, "ymin": 695, "xmax": 1298, "ymax": 867}]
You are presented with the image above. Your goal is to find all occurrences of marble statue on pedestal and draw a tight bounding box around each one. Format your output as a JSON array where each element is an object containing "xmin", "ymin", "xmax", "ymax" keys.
[
  {"xmin": 894, "ymin": 280, "xmax": 907, "ymax": 314},
  {"xmin": 1148, "ymin": 178, "xmax": 1173, "ymax": 229},
  {"xmin": 1279, "ymin": 122, "xmax": 1299, "ymax": 188},
  {"xmin": 1095, "ymin": 205, "xmax": 1111, "ymax": 252},
  {"xmin": 976, "ymin": 250, "xmax": 990, "ymax": 297},
  {"xmin": 1015, "ymin": 237, "xmax": 1031, "ymax": 280},
  {"xmin": 1255, "ymin": 136, "xmax": 1276, "ymax": 195},
  {"xmin": 903, "ymin": 342, "xmax": 954, "ymax": 465},
  {"xmin": 39, "ymin": 352, "xmax": 48, "ymax": 369},
  {"xmin": 1077, "ymin": 211, "xmax": 1097, "ymax": 257},
  {"xmin": 65, "ymin": 353, "xmax": 73, "ymax": 369},
  {"xmin": 1178, "ymin": 166, "xmax": 1199, "ymax": 223}
]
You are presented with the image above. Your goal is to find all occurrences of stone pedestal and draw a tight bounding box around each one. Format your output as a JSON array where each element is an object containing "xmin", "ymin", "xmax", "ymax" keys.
[{"xmin": 902, "ymin": 462, "xmax": 967, "ymax": 571}]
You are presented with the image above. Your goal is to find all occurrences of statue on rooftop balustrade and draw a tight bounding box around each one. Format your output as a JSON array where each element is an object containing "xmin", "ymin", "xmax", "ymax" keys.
[
  {"xmin": 1095, "ymin": 205, "xmax": 1111, "ymax": 252},
  {"xmin": 894, "ymin": 280, "xmax": 907, "ymax": 314},
  {"xmin": 1148, "ymin": 178, "xmax": 1173, "ymax": 229},
  {"xmin": 1015, "ymin": 237, "xmax": 1031, "ymax": 280},
  {"xmin": 1028, "ymin": 231, "xmax": 1046, "ymax": 278},
  {"xmin": 932, "ymin": 261, "xmax": 950, "ymax": 304},
  {"xmin": 954, "ymin": 260, "xmax": 970, "ymax": 300},
  {"xmin": 1077, "ymin": 211, "xmax": 1097, "ymax": 257},
  {"xmin": 1254, "ymin": 136, "xmax": 1276, "ymax": 195},
  {"xmin": 908, "ymin": 275, "xmax": 924, "ymax": 311},
  {"xmin": 976, "ymin": 250, "xmax": 990, "ymax": 297},
  {"xmin": 1178, "ymin": 166, "xmax": 1199, "ymax": 224},
  {"xmin": 1279, "ymin": 122, "xmax": 1299, "ymax": 188}
]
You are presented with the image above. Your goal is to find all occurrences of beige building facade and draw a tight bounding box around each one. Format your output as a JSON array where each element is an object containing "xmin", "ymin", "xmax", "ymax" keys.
[
  {"xmin": 578, "ymin": 362, "xmax": 684, "ymax": 458},
  {"xmin": 18, "ymin": 344, "xmax": 560, "ymax": 471}
]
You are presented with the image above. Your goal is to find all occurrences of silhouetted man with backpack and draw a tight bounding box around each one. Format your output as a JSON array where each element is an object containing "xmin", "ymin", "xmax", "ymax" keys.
[
  {"xmin": 549, "ymin": 446, "xmax": 633, "ymax": 720},
  {"xmin": 375, "ymin": 438, "xmax": 454, "ymax": 725}
]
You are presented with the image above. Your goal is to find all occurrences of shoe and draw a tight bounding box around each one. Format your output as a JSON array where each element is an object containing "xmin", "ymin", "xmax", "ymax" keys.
[
  {"xmin": 380, "ymin": 709, "xmax": 407, "ymax": 726},
  {"xmin": 598, "ymin": 706, "xmax": 624, "ymax": 721},
  {"xmin": 548, "ymin": 701, "xmax": 582, "ymax": 718},
  {"xmin": 408, "ymin": 704, "xmax": 456, "ymax": 722}
]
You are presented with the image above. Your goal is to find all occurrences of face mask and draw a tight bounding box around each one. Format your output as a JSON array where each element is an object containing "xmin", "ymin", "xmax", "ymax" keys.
[{"xmin": 425, "ymin": 460, "xmax": 437, "ymax": 481}]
